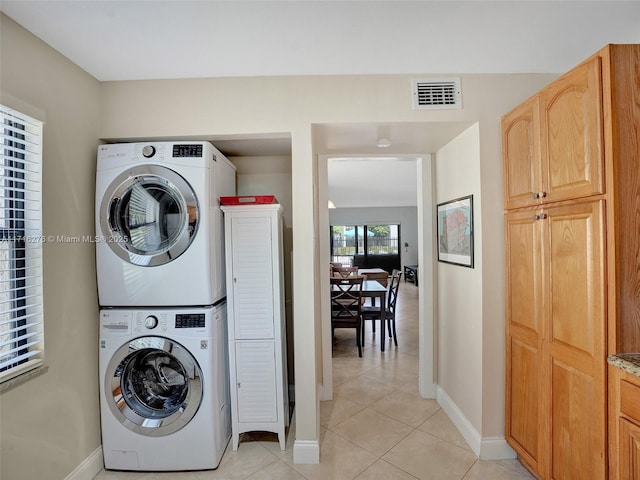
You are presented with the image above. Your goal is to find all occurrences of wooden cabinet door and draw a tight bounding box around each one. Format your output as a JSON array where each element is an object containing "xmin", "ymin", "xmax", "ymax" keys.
[
  {"xmin": 505, "ymin": 210, "xmax": 545, "ymax": 475},
  {"xmin": 503, "ymin": 95, "xmax": 542, "ymax": 210},
  {"xmin": 619, "ymin": 418, "xmax": 640, "ymax": 480},
  {"xmin": 543, "ymin": 200, "xmax": 607, "ymax": 480},
  {"xmin": 540, "ymin": 56, "xmax": 604, "ymax": 204}
]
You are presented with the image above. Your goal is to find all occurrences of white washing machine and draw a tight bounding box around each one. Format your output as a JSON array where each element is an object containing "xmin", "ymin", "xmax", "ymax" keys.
[
  {"xmin": 99, "ymin": 304, "xmax": 231, "ymax": 471},
  {"xmin": 95, "ymin": 141, "xmax": 236, "ymax": 307}
]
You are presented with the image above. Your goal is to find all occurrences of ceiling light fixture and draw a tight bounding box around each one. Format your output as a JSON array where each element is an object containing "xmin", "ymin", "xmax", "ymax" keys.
[{"xmin": 377, "ymin": 138, "xmax": 391, "ymax": 148}]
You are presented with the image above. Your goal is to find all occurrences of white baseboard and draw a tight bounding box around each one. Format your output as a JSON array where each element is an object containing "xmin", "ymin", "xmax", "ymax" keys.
[
  {"xmin": 435, "ymin": 385, "xmax": 516, "ymax": 460},
  {"xmin": 293, "ymin": 439, "xmax": 320, "ymax": 464},
  {"xmin": 478, "ymin": 437, "xmax": 517, "ymax": 460},
  {"xmin": 65, "ymin": 446, "xmax": 103, "ymax": 480},
  {"xmin": 419, "ymin": 381, "xmax": 437, "ymax": 399}
]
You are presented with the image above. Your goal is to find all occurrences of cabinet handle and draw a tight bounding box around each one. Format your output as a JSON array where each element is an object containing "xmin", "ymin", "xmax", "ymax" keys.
[
  {"xmin": 533, "ymin": 213, "xmax": 548, "ymax": 221},
  {"xmin": 532, "ymin": 192, "xmax": 547, "ymax": 199},
  {"xmin": 532, "ymin": 193, "xmax": 539, "ymax": 199}
]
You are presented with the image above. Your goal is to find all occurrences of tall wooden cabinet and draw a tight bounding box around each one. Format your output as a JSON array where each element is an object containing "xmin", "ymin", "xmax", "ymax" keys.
[
  {"xmin": 503, "ymin": 44, "xmax": 640, "ymax": 480},
  {"xmin": 221, "ymin": 203, "xmax": 289, "ymax": 451}
]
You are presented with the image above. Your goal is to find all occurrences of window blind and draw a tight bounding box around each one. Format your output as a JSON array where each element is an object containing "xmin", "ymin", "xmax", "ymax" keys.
[{"xmin": 0, "ymin": 105, "xmax": 44, "ymax": 384}]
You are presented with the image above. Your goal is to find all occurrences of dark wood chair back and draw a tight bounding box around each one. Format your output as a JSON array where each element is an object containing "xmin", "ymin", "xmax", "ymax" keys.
[
  {"xmin": 387, "ymin": 269, "xmax": 402, "ymax": 313},
  {"xmin": 330, "ymin": 275, "xmax": 365, "ymax": 357},
  {"xmin": 332, "ymin": 265, "xmax": 359, "ymax": 278}
]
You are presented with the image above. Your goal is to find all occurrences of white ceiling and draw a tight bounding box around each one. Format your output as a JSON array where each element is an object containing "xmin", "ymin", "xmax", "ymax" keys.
[
  {"xmin": 2, "ymin": 1, "xmax": 638, "ymax": 81},
  {"xmin": 319, "ymin": 122, "xmax": 474, "ymax": 208},
  {"xmin": 2, "ymin": 1, "xmax": 638, "ymax": 207},
  {"xmin": 328, "ymin": 156, "xmax": 420, "ymax": 208}
]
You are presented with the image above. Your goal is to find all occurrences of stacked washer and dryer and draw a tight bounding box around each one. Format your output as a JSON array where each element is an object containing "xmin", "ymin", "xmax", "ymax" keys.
[{"xmin": 95, "ymin": 142, "xmax": 236, "ymax": 471}]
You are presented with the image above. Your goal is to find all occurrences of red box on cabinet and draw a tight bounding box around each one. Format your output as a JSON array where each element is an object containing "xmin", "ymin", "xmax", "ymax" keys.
[{"xmin": 219, "ymin": 195, "xmax": 278, "ymax": 205}]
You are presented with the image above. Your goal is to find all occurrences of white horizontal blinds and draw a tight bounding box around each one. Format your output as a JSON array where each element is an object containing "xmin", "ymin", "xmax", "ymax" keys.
[{"xmin": 0, "ymin": 105, "xmax": 44, "ymax": 383}]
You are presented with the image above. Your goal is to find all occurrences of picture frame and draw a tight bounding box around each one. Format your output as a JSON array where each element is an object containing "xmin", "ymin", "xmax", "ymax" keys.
[{"xmin": 436, "ymin": 195, "xmax": 474, "ymax": 268}]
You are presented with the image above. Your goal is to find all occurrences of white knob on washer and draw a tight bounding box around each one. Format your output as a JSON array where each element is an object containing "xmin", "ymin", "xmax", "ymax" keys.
[
  {"xmin": 142, "ymin": 145, "xmax": 156, "ymax": 158},
  {"xmin": 144, "ymin": 315, "xmax": 158, "ymax": 329}
]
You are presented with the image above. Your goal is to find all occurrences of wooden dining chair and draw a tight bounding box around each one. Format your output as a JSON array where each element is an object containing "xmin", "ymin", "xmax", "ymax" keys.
[
  {"xmin": 331, "ymin": 265, "xmax": 359, "ymax": 277},
  {"xmin": 330, "ymin": 275, "xmax": 365, "ymax": 357},
  {"xmin": 361, "ymin": 269, "xmax": 402, "ymax": 347}
]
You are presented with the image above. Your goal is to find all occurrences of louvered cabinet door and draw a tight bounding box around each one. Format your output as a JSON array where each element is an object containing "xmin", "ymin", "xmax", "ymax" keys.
[
  {"xmin": 505, "ymin": 210, "xmax": 545, "ymax": 476},
  {"xmin": 543, "ymin": 200, "xmax": 607, "ymax": 480},
  {"xmin": 235, "ymin": 341, "xmax": 278, "ymax": 423},
  {"xmin": 502, "ymin": 95, "xmax": 543, "ymax": 210},
  {"xmin": 230, "ymin": 215, "xmax": 276, "ymax": 340},
  {"xmin": 540, "ymin": 55, "xmax": 605, "ymax": 204}
]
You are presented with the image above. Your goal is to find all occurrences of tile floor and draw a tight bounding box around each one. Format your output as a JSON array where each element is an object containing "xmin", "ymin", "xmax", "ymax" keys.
[{"xmin": 95, "ymin": 281, "xmax": 534, "ymax": 480}]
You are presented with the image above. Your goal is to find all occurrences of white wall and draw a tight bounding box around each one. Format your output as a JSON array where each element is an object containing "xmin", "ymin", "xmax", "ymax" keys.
[
  {"xmin": 0, "ymin": 14, "xmax": 103, "ymax": 480},
  {"xmin": 434, "ymin": 124, "xmax": 485, "ymax": 450}
]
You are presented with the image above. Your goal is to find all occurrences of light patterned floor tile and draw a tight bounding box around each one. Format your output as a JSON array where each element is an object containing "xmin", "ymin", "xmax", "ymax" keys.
[
  {"xmin": 331, "ymin": 407, "xmax": 414, "ymax": 456},
  {"xmin": 332, "ymin": 365, "xmax": 365, "ymax": 386},
  {"xmin": 418, "ymin": 410, "xmax": 472, "ymax": 452},
  {"xmin": 194, "ymin": 442, "xmax": 279, "ymax": 480},
  {"xmin": 282, "ymin": 429, "xmax": 378, "ymax": 480},
  {"xmin": 462, "ymin": 459, "xmax": 535, "ymax": 479},
  {"xmin": 321, "ymin": 394, "xmax": 367, "ymax": 428},
  {"xmin": 383, "ymin": 430, "xmax": 477, "ymax": 480},
  {"xmin": 370, "ymin": 390, "xmax": 441, "ymax": 427},
  {"xmin": 333, "ymin": 375, "xmax": 396, "ymax": 406},
  {"xmin": 355, "ymin": 459, "xmax": 420, "ymax": 479},
  {"xmin": 243, "ymin": 458, "xmax": 306, "ymax": 479},
  {"xmin": 360, "ymin": 366, "xmax": 418, "ymax": 390}
]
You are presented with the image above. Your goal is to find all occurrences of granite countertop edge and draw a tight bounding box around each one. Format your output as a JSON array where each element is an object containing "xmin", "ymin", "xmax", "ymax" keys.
[{"xmin": 608, "ymin": 353, "xmax": 640, "ymax": 377}]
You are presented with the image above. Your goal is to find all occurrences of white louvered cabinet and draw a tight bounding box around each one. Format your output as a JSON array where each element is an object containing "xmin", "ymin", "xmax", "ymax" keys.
[{"xmin": 221, "ymin": 203, "xmax": 288, "ymax": 451}]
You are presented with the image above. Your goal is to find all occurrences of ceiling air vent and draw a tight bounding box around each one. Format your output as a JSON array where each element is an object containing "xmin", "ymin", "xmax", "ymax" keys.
[{"xmin": 411, "ymin": 77, "xmax": 462, "ymax": 110}]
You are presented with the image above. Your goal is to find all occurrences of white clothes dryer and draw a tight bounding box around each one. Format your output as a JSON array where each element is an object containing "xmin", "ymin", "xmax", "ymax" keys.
[
  {"xmin": 99, "ymin": 304, "xmax": 231, "ymax": 471},
  {"xmin": 95, "ymin": 141, "xmax": 236, "ymax": 307}
]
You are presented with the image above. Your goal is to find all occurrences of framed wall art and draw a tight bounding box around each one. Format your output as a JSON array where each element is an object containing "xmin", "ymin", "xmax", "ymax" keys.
[{"xmin": 436, "ymin": 195, "xmax": 474, "ymax": 268}]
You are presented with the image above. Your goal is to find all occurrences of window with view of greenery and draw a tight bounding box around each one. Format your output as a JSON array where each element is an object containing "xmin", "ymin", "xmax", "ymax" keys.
[{"xmin": 330, "ymin": 224, "xmax": 399, "ymax": 266}]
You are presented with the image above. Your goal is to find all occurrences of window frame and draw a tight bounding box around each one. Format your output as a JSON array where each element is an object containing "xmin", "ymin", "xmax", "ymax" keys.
[
  {"xmin": 0, "ymin": 104, "xmax": 45, "ymax": 388},
  {"xmin": 330, "ymin": 223, "xmax": 401, "ymax": 266}
]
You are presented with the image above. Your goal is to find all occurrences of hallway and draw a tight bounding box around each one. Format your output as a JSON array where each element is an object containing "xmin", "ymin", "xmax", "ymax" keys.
[{"xmin": 95, "ymin": 282, "xmax": 533, "ymax": 480}]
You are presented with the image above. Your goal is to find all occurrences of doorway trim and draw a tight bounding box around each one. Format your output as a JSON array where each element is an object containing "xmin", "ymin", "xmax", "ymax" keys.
[{"xmin": 318, "ymin": 154, "xmax": 436, "ymax": 401}]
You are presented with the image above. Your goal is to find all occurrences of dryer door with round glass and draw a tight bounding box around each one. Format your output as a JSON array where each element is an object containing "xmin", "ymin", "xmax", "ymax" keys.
[
  {"xmin": 100, "ymin": 165, "xmax": 199, "ymax": 267},
  {"xmin": 106, "ymin": 336, "xmax": 203, "ymax": 437}
]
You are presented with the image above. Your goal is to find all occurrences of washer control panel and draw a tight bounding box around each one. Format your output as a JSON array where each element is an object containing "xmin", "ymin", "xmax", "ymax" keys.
[{"xmin": 134, "ymin": 311, "xmax": 168, "ymax": 332}]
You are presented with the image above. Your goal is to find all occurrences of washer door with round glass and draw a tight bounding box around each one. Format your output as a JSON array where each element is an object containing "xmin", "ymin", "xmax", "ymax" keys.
[
  {"xmin": 100, "ymin": 165, "xmax": 199, "ymax": 267},
  {"xmin": 106, "ymin": 336, "xmax": 203, "ymax": 437}
]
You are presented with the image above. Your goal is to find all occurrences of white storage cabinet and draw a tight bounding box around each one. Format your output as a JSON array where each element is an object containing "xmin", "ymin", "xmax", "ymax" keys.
[{"xmin": 221, "ymin": 203, "xmax": 288, "ymax": 450}]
